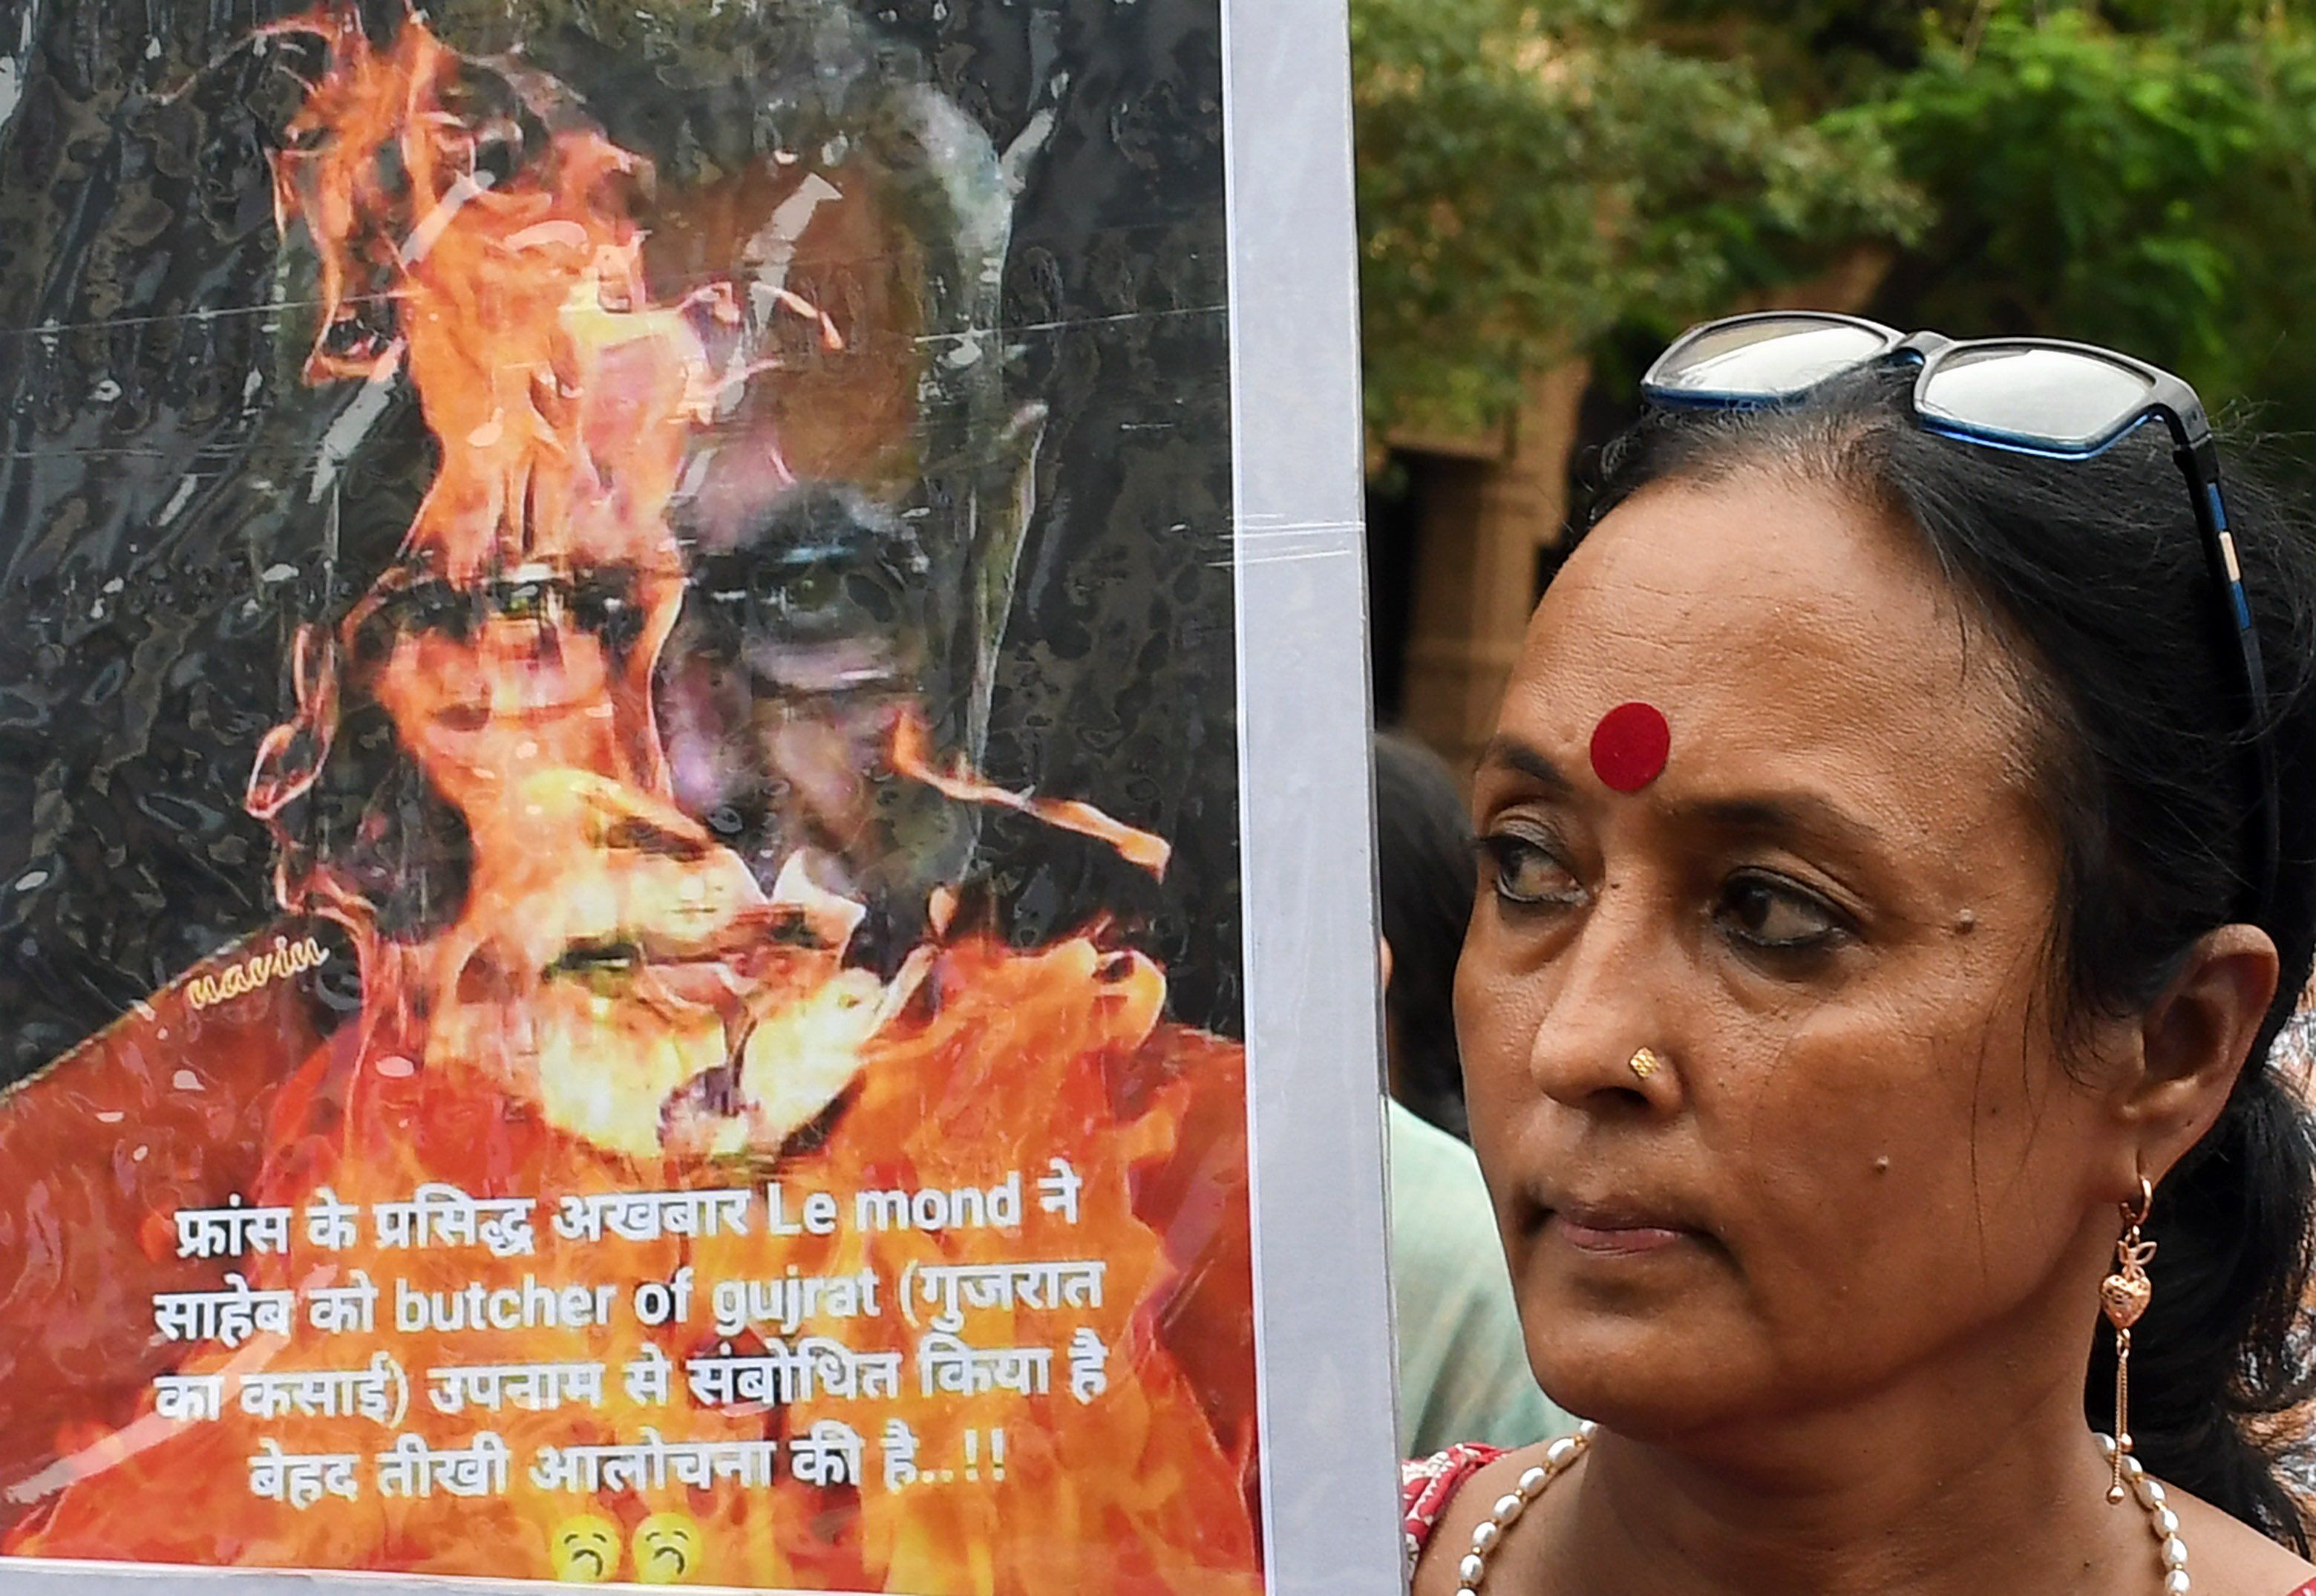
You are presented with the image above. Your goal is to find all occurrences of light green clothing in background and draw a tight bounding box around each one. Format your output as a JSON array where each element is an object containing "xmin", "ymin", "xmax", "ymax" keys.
[{"xmin": 1388, "ymin": 1099, "xmax": 1576, "ymax": 1456}]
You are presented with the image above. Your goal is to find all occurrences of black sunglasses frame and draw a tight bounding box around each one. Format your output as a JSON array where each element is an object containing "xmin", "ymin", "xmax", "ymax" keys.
[{"xmin": 1640, "ymin": 311, "xmax": 2278, "ymax": 924}]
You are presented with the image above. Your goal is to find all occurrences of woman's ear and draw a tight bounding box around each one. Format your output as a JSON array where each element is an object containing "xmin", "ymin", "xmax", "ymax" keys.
[{"xmin": 2117, "ymin": 923, "xmax": 2280, "ymax": 1183}]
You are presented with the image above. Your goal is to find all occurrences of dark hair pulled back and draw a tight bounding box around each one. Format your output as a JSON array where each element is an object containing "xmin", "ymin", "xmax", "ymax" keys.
[{"xmin": 1584, "ymin": 362, "xmax": 2316, "ymax": 1549}]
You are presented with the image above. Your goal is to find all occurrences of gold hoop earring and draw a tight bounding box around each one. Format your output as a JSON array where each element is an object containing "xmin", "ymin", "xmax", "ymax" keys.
[
  {"xmin": 2100, "ymin": 1175, "xmax": 2157, "ymax": 1503},
  {"xmin": 1627, "ymin": 1047, "xmax": 1663, "ymax": 1082}
]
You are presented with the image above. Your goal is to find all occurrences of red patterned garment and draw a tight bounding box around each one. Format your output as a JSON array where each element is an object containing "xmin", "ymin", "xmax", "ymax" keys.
[{"xmin": 1400, "ymin": 1445, "xmax": 1505, "ymax": 1563}]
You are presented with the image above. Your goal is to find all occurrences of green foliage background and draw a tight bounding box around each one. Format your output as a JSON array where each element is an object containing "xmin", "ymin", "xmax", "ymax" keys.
[{"xmin": 1353, "ymin": 1, "xmax": 2316, "ymax": 443}]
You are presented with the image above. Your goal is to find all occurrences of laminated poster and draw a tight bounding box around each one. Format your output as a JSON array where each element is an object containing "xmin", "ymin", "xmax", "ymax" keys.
[{"xmin": 0, "ymin": 0, "xmax": 1376, "ymax": 1587}]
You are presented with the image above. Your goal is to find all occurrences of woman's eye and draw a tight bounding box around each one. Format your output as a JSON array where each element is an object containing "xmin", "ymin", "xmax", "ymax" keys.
[
  {"xmin": 1480, "ymin": 834, "xmax": 1583, "ymax": 909},
  {"xmin": 1718, "ymin": 874, "xmax": 1847, "ymax": 952}
]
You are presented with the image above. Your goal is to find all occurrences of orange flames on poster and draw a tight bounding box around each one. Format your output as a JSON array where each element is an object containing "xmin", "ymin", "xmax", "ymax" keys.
[{"xmin": 0, "ymin": 10, "xmax": 1259, "ymax": 1590}]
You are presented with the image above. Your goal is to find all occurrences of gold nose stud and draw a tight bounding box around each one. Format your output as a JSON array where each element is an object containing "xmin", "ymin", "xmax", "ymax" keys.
[{"xmin": 1627, "ymin": 1047, "xmax": 1664, "ymax": 1082}]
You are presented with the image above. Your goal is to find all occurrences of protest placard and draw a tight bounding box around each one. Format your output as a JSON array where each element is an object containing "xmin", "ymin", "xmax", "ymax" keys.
[{"xmin": 0, "ymin": 0, "xmax": 1393, "ymax": 1587}]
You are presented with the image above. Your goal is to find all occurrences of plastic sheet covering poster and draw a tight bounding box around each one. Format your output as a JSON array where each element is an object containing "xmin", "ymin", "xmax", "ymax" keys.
[{"xmin": 0, "ymin": 0, "xmax": 1262, "ymax": 1586}]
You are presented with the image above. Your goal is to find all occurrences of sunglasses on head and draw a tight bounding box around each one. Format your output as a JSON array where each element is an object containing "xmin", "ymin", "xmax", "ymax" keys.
[{"xmin": 1641, "ymin": 311, "xmax": 2277, "ymax": 922}]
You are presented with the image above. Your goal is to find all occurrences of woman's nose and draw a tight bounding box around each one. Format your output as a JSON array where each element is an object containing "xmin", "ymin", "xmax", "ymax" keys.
[{"xmin": 1523, "ymin": 884, "xmax": 1684, "ymax": 1113}]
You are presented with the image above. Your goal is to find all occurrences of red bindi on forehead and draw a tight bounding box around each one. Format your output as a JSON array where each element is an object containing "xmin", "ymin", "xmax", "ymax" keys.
[{"xmin": 1590, "ymin": 701, "xmax": 1671, "ymax": 792}]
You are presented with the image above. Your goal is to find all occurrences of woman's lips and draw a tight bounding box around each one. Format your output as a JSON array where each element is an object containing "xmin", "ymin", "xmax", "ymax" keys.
[{"xmin": 1545, "ymin": 1203, "xmax": 1695, "ymax": 1257}]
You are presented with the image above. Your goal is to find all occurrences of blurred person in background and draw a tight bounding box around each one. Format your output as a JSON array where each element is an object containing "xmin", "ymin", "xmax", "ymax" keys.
[{"xmin": 1377, "ymin": 730, "xmax": 1574, "ymax": 1456}]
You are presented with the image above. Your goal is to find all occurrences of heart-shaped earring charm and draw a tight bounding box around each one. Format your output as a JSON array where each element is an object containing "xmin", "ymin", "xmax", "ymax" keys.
[{"xmin": 2101, "ymin": 1270, "xmax": 2152, "ymax": 1330}]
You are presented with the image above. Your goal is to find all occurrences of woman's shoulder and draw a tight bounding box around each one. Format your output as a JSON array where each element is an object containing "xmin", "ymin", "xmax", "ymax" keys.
[
  {"xmin": 2161, "ymin": 1482, "xmax": 2316, "ymax": 1596},
  {"xmin": 1401, "ymin": 1449, "xmax": 2316, "ymax": 1595},
  {"xmin": 1404, "ymin": 1441, "xmax": 1570, "ymax": 1596}
]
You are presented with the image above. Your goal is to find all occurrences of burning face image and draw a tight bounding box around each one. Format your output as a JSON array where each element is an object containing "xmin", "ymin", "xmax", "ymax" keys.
[
  {"xmin": 235, "ymin": 8, "xmax": 1015, "ymax": 1153},
  {"xmin": 0, "ymin": 2, "xmax": 1260, "ymax": 1589}
]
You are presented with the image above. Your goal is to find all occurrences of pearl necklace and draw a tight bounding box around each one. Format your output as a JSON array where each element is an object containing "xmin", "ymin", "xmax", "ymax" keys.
[{"xmin": 1448, "ymin": 1425, "xmax": 2191, "ymax": 1595}]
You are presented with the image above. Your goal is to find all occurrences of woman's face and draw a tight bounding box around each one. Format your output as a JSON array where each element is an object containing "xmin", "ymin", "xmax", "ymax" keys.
[{"xmin": 1458, "ymin": 469, "xmax": 2131, "ymax": 1437}]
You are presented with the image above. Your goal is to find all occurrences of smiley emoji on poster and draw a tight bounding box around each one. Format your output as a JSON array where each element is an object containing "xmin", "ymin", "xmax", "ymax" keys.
[
  {"xmin": 548, "ymin": 1513, "xmax": 622, "ymax": 1583},
  {"xmin": 632, "ymin": 1511, "xmax": 704, "ymax": 1584}
]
